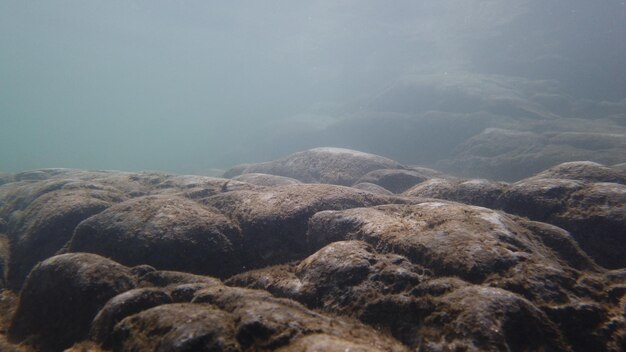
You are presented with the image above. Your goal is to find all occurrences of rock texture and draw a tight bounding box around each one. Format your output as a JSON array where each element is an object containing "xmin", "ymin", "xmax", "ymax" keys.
[
  {"xmin": 403, "ymin": 178, "xmax": 507, "ymax": 209},
  {"xmin": 5, "ymin": 188, "xmax": 124, "ymax": 290},
  {"xmin": 402, "ymin": 161, "xmax": 626, "ymax": 269},
  {"xmin": 8, "ymin": 253, "xmax": 137, "ymax": 351},
  {"xmin": 69, "ymin": 195, "xmax": 244, "ymax": 277},
  {"xmin": 0, "ymin": 150, "xmax": 624, "ymax": 351},
  {"xmin": 224, "ymin": 147, "xmax": 404, "ymax": 185},
  {"xmin": 231, "ymin": 173, "xmax": 302, "ymax": 186},
  {"xmin": 202, "ymin": 183, "xmax": 407, "ymax": 268}
]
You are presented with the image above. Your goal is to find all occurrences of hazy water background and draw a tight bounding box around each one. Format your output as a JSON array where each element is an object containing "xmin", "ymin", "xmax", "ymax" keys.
[{"xmin": 1, "ymin": 1, "xmax": 625, "ymax": 175}]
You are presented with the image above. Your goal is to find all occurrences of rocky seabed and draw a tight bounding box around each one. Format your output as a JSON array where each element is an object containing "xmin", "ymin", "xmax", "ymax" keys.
[{"xmin": 0, "ymin": 148, "xmax": 624, "ymax": 351}]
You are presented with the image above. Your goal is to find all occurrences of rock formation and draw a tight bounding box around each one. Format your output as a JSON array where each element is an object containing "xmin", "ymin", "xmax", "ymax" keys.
[{"xmin": 0, "ymin": 149, "xmax": 624, "ymax": 351}]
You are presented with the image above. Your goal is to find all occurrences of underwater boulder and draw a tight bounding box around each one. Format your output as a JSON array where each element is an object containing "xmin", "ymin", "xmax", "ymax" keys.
[
  {"xmin": 549, "ymin": 182, "xmax": 626, "ymax": 269},
  {"xmin": 351, "ymin": 182, "xmax": 395, "ymax": 195},
  {"xmin": 231, "ymin": 172, "xmax": 302, "ymax": 187},
  {"xmin": 8, "ymin": 253, "xmax": 137, "ymax": 352},
  {"xmin": 306, "ymin": 202, "xmax": 597, "ymax": 296},
  {"xmin": 354, "ymin": 168, "xmax": 439, "ymax": 194},
  {"xmin": 110, "ymin": 303, "xmax": 240, "ymax": 352},
  {"xmin": 403, "ymin": 178, "xmax": 507, "ymax": 209},
  {"xmin": 500, "ymin": 176, "xmax": 626, "ymax": 268},
  {"xmin": 228, "ymin": 234, "xmax": 608, "ymax": 350},
  {"xmin": 202, "ymin": 183, "xmax": 406, "ymax": 269},
  {"xmin": 500, "ymin": 178, "xmax": 586, "ymax": 221},
  {"xmin": 419, "ymin": 286, "xmax": 567, "ymax": 351},
  {"xmin": 0, "ymin": 234, "xmax": 7, "ymax": 289},
  {"xmin": 228, "ymin": 240, "xmax": 432, "ymax": 346},
  {"xmin": 108, "ymin": 284, "xmax": 408, "ymax": 352},
  {"xmin": 69, "ymin": 195, "xmax": 244, "ymax": 277},
  {"xmin": 224, "ymin": 147, "xmax": 404, "ymax": 185},
  {"xmin": 5, "ymin": 188, "xmax": 125, "ymax": 290},
  {"xmin": 528, "ymin": 161, "xmax": 626, "ymax": 184},
  {"xmin": 90, "ymin": 287, "xmax": 173, "ymax": 348},
  {"xmin": 153, "ymin": 174, "xmax": 260, "ymax": 194}
]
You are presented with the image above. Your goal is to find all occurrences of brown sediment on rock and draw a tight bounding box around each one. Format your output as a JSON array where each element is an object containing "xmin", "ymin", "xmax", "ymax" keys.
[{"xmin": 0, "ymin": 151, "xmax": 624, "ymax": 351}]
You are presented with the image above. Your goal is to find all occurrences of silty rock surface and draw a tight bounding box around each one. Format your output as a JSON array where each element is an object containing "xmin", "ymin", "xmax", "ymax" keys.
[{"xmin": 0, "ymin": 150, "xmax": 624, "ymax": 351}]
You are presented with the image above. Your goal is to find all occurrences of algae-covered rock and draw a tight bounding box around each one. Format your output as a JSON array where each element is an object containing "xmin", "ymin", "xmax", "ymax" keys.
[
  {"xmin": 69, "ymin": 195, "xmax": 244, "ymax": 277},
  {"xmin": 224, "ymin": 147, "xmax": 403, "ymax": 185},
  {"xmin": 8, "ymin": 253, "xmax": 137, "ymax": 351}
]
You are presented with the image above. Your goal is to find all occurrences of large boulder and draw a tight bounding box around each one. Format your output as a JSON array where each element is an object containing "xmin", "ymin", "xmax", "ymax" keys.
[
  {"xmin": 228, "ymin": 237, "xmax": 608, "ymax": 350},
  {"xmin": 231, "ymin": 173, "xmax": 302, "ymax": 187},
  {"xmin": 305, "ymin": 203, "xmax": 614, "ymax": 312},
  {"xmin": 107, "ymin": 284, "xmax": 408, "ymax": 352},
  {"xmin": 228, "ymin": 240, "xmax": 432, "ymax": 346},
  {"xmin": 354, "ymin": 168, "xmax": 443, "ymax": 194},
  {"xmin": 0, "ymin": 234, "xmax": 7, "ymax": 288},
  {"xmin": 109, "ymin": 303, "xmax": 240, "ymax": 352},
  {"xmin": 419, "ymin": 286, "xmax": 566, "ymax": 351},
  {"xmin": 230, "ymin": 219, "xmax": 620, "ymax": 351},
  {"xmin": 403, "ymin": 178, "xmax": 507, "ymax": 209},
  {"xmin": 501, "ymin": 178, "xmax": 626, "ymax": 268},
  {"xmin": 5, "ymin": 188, "xmax": 124, "ymax": 290},
  {"xmin": 202, "ymin": 183, "xmax": 406, "ymax": 268},
  {"xmin": 224, "ymin": 147, "xmax": 404, "ymax": 185},
  {"xmin": 8, "ymin": 253, "xmax": 137, "ymax": 352},
  {"xmin": 152, "ymin": 174, "xmax": 261, "ymax": 198},
  {"xmin": 69, "ymin": 195, "xmax": 244, "ymax": 277},
  {"xmin": 499, "ymin": 178, "xmax": 586, "ymax": 221},
  {"xmin": 550, "ymin": 182, "xmax": 626, "ymax": 269},
  {"xmin": 90, "ymin": 288, "xmax": 173, "ymax": 348},
  {"xmin": 351, "ymin": 182, "xmax": 395, "ymax": 195},
  {"xmin": 529, "ymin": 161, "xmax": 626, "ymax": 184},
  {"xmin": 307, "ymin": 202, "xmax": 596, "ymax": 284}
]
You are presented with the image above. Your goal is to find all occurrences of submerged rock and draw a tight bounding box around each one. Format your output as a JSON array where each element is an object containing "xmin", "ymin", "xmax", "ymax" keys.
[
  {"xmin": 231, "ymin": 173, "xmax": 302, "ymax": 186},
  {"xmin": 351, "ymin": 182, "xmax": 395, "ymax": 195},
  {"xmin": 501, "ymin": 178, "xmax": 626, "ymax": 268},
  {"xmin": 202, "ymin": 183, "xmax": 406, "ymax": 268},
  {"xmin": 90, "ymin": 288, "xmax": 173, "ymax": 348},
  {"xmin": 1, "ymin": 157, "xmax": 624, "ymax": 351},
  {"xmin": 5, "ymin": 188, "xmax": 124, "ymax": 290},
  {"xmin": 69, "ymin": 195, "xmax": 244, "ymax": 277},
  {"xmin": 550, "ymin": 182, "xmax": 626, "ymax": 269},
  {"xmin": 8, "ymin": 253, "xmax": 137, "ymax": 352},
  {"xmin": 403, "ymin": 178, "xmax": 507, "ymax": 209},
  {"xmin": 354, "ymin": 168, "xmax": 442, "ymax": 193},
  {"xmin": 107, "ymin": 284, "xmax": 408, "ymax": 352},
  {"xmin": 420, "ymin": 286, "xmax": 566, "ymax": 351},
  {"xmin": 0, "ymin": 234, "xmax": 7, "ymax": 289},
  {"xmin": 224, "ymin": 147, "xmax": 403, "ymax": 185},
  {"xmin": 529, "ymin": 161, "xmax": 626, "ymax": 184}
]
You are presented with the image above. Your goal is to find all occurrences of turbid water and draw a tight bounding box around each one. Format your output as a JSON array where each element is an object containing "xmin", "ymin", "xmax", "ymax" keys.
[
  {"xmin": 1, "ymin": 2, "xmax": 626, "ymax": 351},
  {"xmin": 1, "ymin": 1, "xmax": 625, "ymax": 177}
]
